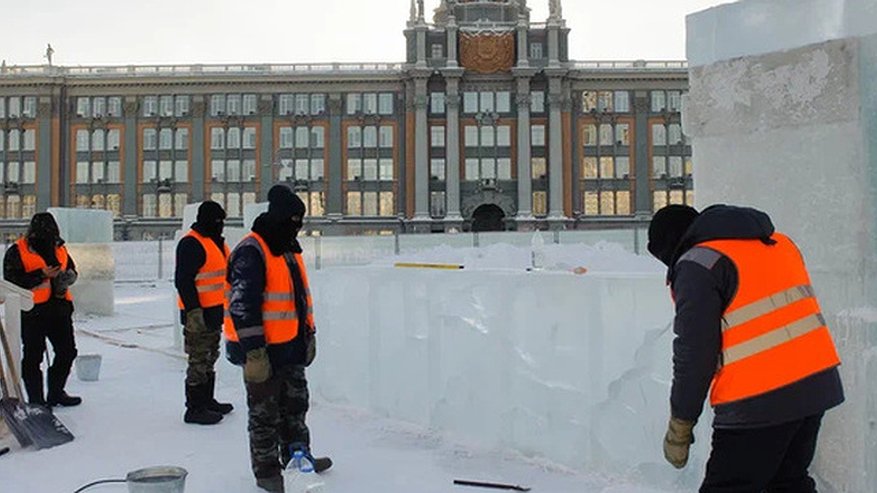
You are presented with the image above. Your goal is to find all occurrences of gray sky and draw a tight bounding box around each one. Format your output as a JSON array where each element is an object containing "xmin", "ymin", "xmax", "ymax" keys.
[{"xmin": 0, "ymin": 0, "xmax": 730, "ymax": 66}]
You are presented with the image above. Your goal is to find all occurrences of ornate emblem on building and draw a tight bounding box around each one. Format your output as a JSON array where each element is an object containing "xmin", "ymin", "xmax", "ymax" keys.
[{"xmin": 460, "ymin": 31, "xmax": 515, "ymax": 74}]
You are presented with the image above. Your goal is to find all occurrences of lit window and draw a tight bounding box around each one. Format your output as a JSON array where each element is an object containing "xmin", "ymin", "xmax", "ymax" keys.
[
  {"xmin": 363, "ymin": 191, "xmax": 378, "ymax": 216},
  {"xmin": 582, "ymin": 157, "xmax": 598, "ymax": 179},
  {"xmin": 159, "ymin": 193, "xmax": 173, "ymax": 218},
  {"xmin": 600, "ymin": 157, "xmax": 614, "ymax": 178},
  {"xmin": 583, "ymin": 124, "xmax": 597, "ymax": 146},
  {"xmin": 531, "ymin": 158, "xmax": 546, "ymax": 179},
  {"xmin": 582, "ymin": 92, "xmax": 598, "ymax": 113},
  {"xmin": 533, "ymin": 191, "xmax": 548, "ymax": 216},
  {"xmin": 347, "ymin": 192, "xmax": 362, "ymax": 215},
  {"xmin": 379, "ymin": 192, "xmax": 394, "ymax": 216},
  {"xmin": 175, "ymin": 193, "xmax": 188, "ymax": 217}
]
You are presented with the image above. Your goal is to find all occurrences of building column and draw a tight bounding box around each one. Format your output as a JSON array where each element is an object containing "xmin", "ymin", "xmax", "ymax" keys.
[
  {"xmin": 413, "ymin": 76, "xmax": 430, "ymax": 223},
  {"xmin": 445, "ymin": 73, "xmax": 463, "ymax": 223},
  {"xmin": 415, "ymin": 24, "xmax": 428, "ymax": 69},
  {"xmin": 37, "ymin": 98, "xmax": 53, "ymax": 210},
  {"xmin": 516, "ymin": 18, "xmax": 529, "ymax": 67},
  {"xmin": 547, "ymin": 75, "xmax": 567, "ymax": 220},
  {"xmin": 327, "ymin": 94, "xmax": 344, "ymax": 217},
  {"xmin": 190, "ymin": 96, "xmax": 206, "ymax": 203},
  {"xmin": 514, "ymin": 74, "xmax": 535, "ymax": 223},
  {"xmin": 259, "ymin": 95, "xmax": 274, "ymax": 200},
  {"xmin": 633, "ymin": 91, "xmax": 652, "ymax": 217},
  {"xmin": 447, "ymin": 15, "xmax": 459, "ymax": 67},
  {"xmin": 547, "ymin": 22, "xmax": 561, "ymax": 68},
  {"xmin": 123, "ymin": 97, "xmax": 139, "ymax": 215}
]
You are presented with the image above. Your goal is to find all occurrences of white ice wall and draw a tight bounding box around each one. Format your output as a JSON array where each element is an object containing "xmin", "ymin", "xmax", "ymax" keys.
[
  {"xmin": 307, "ymin": 267, "xmax": 710, "ymax": 487},
  {"xmin": 687, "ymin": 2, "xmax": 877, "ymax": 490}
]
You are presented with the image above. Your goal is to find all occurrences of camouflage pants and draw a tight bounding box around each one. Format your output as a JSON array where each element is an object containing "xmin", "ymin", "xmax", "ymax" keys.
[
  {"xmin": 246, "ymin": 364, "xmax": 311, "ymax": 479},
  {"xmin": 184, "ymin": 323, "xmax": 220, "ymax": 387}
]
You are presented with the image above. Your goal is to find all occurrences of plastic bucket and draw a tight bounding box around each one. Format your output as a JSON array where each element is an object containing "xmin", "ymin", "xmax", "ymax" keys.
[
  {"xmin": 126, "ymin": 466, "xmax": 188, "ymax": 493},
  {"xmin": 75, "ymin": 354, "xmax": 102, "ymax": 382}
]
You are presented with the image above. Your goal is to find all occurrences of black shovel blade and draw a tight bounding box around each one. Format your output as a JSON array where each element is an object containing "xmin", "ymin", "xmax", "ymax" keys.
[{"xmin": 0, "ymin": 397, "xmax": 73, "ymax": 449}]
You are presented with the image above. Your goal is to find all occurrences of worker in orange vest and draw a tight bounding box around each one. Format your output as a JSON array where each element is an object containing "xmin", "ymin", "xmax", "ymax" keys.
[
  {"xmin": 175, "ymin": 201, "xmax": 234, "ymax": 425},
  {"xmin": 647, "ymin": 204, "xmax": 844, "ymax": 492},
  {"xmin": 2, "ymin": 213, "xmax": 81, "ymax": 407},
  {"xmin": 225, "ymin": 185, "xmax": 331, "ymax": 493}
]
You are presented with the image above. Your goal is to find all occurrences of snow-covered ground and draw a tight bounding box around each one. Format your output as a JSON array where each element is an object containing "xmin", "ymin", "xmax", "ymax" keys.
[
  {"xmin": 0, "ymin": 238, "xmax": 688, "ymax": 493},
  {"xmin": 1, "ymin": 279, "xmax": 676, "ymax": 493}
]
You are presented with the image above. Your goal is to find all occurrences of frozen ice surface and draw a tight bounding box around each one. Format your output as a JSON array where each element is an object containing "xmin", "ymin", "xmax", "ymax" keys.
[
  {"xmin": 687, "ymin": 5, "xmax": 877, "ymax": 490},
  {"xmin": 687, "ymin": 0, "xmax": 877, "ymax": 67},
  {"xmin": 47, "ymin": 208, "xmax": 115, "ymax": 315},
  {"xmin": 49, "ymin": 207, "xmax": 113, "ymax": 244}
]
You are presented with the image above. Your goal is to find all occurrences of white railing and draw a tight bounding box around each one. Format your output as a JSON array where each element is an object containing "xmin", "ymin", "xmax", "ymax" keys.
[
  {"xmin": 0, "ymin": 60, "xmax": 687, "ymax": 78},
  {"xmin": 572, "ymin": 60, "xmax": 688, "ymax": 70},
  {"xmin": 0, "ymin": 62, "xmax": 407, "ymax": 78}
]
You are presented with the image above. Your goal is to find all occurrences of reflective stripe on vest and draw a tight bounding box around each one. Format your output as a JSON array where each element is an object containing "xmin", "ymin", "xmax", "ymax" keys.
[
  {"xmin": 223, "ymin": 233, "xmax": 315, "ymax": 345},
  {"xmin": 696, "ymin": 233, "xmax": 841, "ymax": 406},
  {"xmin": 16, "ymin": 238, "xmax": 73, "ymax": 304},
  {"xmin": 176, "ymin": 230, "xmax": 229, "ymax": 309}
]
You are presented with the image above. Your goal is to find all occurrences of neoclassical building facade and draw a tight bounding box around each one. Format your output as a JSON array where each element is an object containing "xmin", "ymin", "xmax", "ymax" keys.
[{"xmin": 0, "ymin": 0, "xmax": 691, "ymax": 237}]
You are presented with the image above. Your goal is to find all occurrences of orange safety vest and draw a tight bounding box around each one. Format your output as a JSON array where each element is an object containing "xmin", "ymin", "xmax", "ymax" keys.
[
  {"xmin": 223, "ymin": 232, "xmax": 314, "ymax": 345},
  {"xmin": 16, "ymin": 237, "xmax": 73, "ymax": 304},
  {"xmin": 699, "ymin": 233, "xmax": 841, "ymax": 406},
  {"xmin": 176, "ymin": 230, "xmax": 230, "ymax": 309}
]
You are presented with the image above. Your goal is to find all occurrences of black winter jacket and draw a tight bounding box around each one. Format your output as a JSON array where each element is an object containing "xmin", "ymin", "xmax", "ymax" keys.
[
  {"xmin": 3, "ymin": 242, "xmax": 77, "ymax": 313},
  {"xmin": 225, "ymin": 213, "xmax": 310, "ymax": 369},
  {"xmin": 667, "ymin": 205, "xmax": 844, "ymax": 428},
  {"xmin": 174, "ymin": 224, "xmax": 227, "ymax": 329}
]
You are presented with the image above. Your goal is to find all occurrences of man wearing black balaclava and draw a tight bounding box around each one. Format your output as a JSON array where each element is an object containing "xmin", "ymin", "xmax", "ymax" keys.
[
  {"xmin": 174, "ymin": 201, "xmax": 234, "ymax": 425},
  {"xmin": 3, "ymin": 212, "xmax": 81, "ymax": 407},
  {"xmin": 647, "ymin": 204, "xmax": 844, "ymax": 492},
  {"xmin": 225, "ymin": 185, "xmax": 331, "ymax": 493}
]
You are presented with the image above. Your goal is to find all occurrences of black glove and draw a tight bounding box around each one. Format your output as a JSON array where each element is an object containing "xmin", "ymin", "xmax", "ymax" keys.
[{"xmin": 52, "ymin": 270, "xmax": 78, "ymax": 297}]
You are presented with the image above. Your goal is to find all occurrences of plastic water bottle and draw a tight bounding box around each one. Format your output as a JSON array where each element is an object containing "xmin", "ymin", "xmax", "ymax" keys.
[
  {"xmin": 530, "ymin": 231, "xmax": 545, "ymax": 270},
  {"xmin": 283, "ymin": 449, "xmax": 325, "ymax": 493}
]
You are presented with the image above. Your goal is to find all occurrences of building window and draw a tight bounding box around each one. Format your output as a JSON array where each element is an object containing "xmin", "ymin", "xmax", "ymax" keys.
[
  {"xmin": 533, "ymin": 191, "xmax": 548, "ymax": 216},
  {"xmin": 108, "ymin": 97, "xmax": 122, "ymax": 117},
  {"xmin": 243, "ymin": 95, "xmax": 258, "ymax": 115},
  {"xmin": 463, "ymin": 92, "xmax": 478, "ymax": 113},
  {"xmin": 7, "ymin": 98, "xmax": 20, "ymax": 118},
  {"xmin": 614, "ymin": 92, "xmax": 630, "ymax": 113},
  {"xmin": 143, "ymin": 96, "xmax": 158, "ymax": 117},
  {"xmin": 651, "ymin": 91, "xmax": 667, "ymax": 112},
  {"xmin": 346, "ymin": 94, "xmax": 361, "ymax": 115},
  {"xmin": 530, "ymin": 92, "xmax": 545, "ymax": 113},
  {"xmin": 77, "ymin": 98, "xmax": 90, "ymax": 118},
  {"xmin": 530, "ymin": 42, "xmax": 543, "ymax": 59},
  {"xmin": 23, "ymin": 129, "xmax": 36, "ymax": 151},
  {"xmin": 430, "ymin": 93, "xmax": 446, "ymax": 114},
  {"xmin": 159, "ymin": 96, "xmax": 174, "ymax": 117},
  {"xmin": 378, "ymin": 93, "xmax": 394, "ymax": 115},
  {"xmin": 22, "ymin": 97, "xmax": 37, "ymax": 118},
  {"xmin": 431, "ymin": 126, "xmax": 445, "ymax": 148},
  {"xmin": 311, "ymin": 95, "xmax": 326, "ymax": 115},
  {"xmin": 430, "ymin": 158, "xmax": 446, "ymax": 180},
  {"xmin": 431, "ymin": 44, "xmax": 444, "ymax": 59},
  {"xmin": 531, "ymin": 125, "xmax": 546, "ymax": 147},
  {"xmin": 430, "ymin": 191, "xmax": 446, "ymax": 217},
  {"xmin": 531, "ymin": 158, "xmax": 547, "ymax": 179}
]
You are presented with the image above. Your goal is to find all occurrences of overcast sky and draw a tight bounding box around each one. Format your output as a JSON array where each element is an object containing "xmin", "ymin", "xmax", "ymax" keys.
[{"xmin": 0, "ymin": 0, "xmax": 731, "ymax": 66}]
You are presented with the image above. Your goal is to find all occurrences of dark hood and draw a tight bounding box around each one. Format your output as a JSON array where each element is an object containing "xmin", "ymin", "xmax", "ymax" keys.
[
  {"xmin": 668, "ymin": 204, "xmax": 775, "ymax": 274},
  {"xmin": 252, "ymin": 212, "xmax": 302, "ymax": 257}
]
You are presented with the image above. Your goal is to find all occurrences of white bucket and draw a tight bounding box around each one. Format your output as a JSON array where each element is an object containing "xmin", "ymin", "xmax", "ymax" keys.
[{"xmin": 75, "ymin": 354, "xmax": 102, "ymax": 382}]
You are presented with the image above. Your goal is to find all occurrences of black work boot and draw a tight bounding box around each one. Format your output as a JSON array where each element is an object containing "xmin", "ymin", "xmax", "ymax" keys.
[
  {"xmin": 183, "ymin": 384, "xmax": 222, "ymax": 425},
  {"xmin": 255, "ymin": 475, "xmax": 284, "ymax": 493},
  {"xmin": 46, "ymin": 367, "xmax": 81, "ymax": 407},
  {"xmin": 205, "ymin": 374, "xmax": 233, "ymax": 415}
]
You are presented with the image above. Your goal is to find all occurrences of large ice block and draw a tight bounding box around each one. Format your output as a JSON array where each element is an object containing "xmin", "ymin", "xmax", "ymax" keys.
[
  {"xmin": 687, "ymin": 3, "xmax": 877, "ymax": 490},
  {"xmin": 687, "ymin": 0, "xmax": 877, "ymax": 67},
  {"xmin": 308, "ymin": 266, "xmax": 679, "ymax": 476},
  {"xmin": 48, "ymin": 208, "xmax": 114, "ymax": 315}
]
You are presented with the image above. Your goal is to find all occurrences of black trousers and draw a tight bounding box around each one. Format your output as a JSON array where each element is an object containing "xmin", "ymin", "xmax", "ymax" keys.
[
  {"xmin": 20, "ymin": 299, "xmax": 77, "ymax": 403},
  {"xmin": 701, "ymin": 414, "xmax": 823, "ymax": 493}
]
